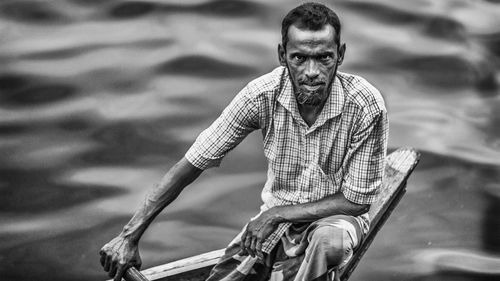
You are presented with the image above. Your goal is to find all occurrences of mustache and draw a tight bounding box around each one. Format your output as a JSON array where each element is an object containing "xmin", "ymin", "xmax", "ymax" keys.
[{"xmin": 298, "ymin": 79, "xmax": 326, "ymax": 86}]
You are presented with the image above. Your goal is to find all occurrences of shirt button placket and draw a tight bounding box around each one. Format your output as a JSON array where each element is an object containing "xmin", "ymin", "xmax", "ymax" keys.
[{"xmin": 304, "ymin": 130, "xmax": 314, "ymax": 201}]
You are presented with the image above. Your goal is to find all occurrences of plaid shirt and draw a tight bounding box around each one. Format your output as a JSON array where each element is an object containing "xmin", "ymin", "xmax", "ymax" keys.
[{"xmin": 185, "ymin": 66, "xmax": 388, "ymax": 253}]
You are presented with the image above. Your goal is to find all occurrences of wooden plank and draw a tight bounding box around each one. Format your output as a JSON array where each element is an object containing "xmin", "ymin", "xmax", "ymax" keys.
[
  {"xmin": 140, "ymin": 249, "xmax": 224, "ymax": 281},
  {"xmin": 126, "ymin": 147, "xmax": 420, "ymax": 281},
  {"xmin": 339, "ymin": 148, "xmax": 420, "ymax": 280},
  {"xmin": 125, "ymin": 267, "xmax": 150, "ymax": 281}
]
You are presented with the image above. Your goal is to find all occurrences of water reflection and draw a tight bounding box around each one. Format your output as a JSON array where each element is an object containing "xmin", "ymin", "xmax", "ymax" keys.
[
  {"xmin": 1, "ymin": 1, "xmax": 68, "ymax": 24},
  {"xmin": 483, "ymin": 182, "xmax": 500, "ymax": 254},
  {"xmin": 105, "ymin": 0, "xmax": 268, "ymax": 19},
  {"xmin": 1, "ymin": 0, "xmax": 500, "ymax": 280},
  {"xmin": 0, "ymin": 167, "xmax": 121, "ymax": 213},
  {"xmin": 156, "ymin": 55, "xmax": 256, "ymax": 78}
]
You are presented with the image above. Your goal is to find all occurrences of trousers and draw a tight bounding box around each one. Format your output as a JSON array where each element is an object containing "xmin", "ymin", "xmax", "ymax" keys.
[{"xmin": 206, "ymin": 214, "xmax": 363, "ymax": 281}]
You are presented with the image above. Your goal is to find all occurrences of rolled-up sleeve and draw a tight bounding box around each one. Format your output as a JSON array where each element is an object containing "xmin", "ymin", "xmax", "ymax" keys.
[
  {"xmin": 341, "ymin": 108, "xmax": 388, "ymax": 205},
  {"xmin": 185, "ymin": 87, "xmax": 260, "ymax": 170}
]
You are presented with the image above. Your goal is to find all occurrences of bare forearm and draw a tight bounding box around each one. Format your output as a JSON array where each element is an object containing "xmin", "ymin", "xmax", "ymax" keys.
[
  {"xmin": 240, "ymin": 192, "xmax": 369, "ymax": 258},
  {"xmin": 119, "ymin": 157, "xmax": 202, "ymax": 243},
  {"xmin": 270, "ymin": 193, "xmax": 369, "ymax": 224}
]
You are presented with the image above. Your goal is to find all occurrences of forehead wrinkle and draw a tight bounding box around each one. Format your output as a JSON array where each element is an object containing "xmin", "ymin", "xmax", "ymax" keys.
[
  {"xmin": 289, "ymin": 43, "xmax": 333, "ymax": 56},
  {"xmin": 287, "ymin": 37, "xmax": 336, "ymax": 55},
  {"xmin": 287, "ymin": 24, "xmax": 337, "ymax": 51}
]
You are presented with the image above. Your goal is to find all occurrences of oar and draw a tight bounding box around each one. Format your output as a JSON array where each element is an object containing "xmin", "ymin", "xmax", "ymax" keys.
[{"xmin": 124, "ymin": 267, "xmax": 150, "ymax": 281}]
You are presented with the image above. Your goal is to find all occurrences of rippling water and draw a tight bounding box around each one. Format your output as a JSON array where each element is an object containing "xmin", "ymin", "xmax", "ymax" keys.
[{"xmin": 1, "ymin": 0, "xmax": 500, "ymax": 280}]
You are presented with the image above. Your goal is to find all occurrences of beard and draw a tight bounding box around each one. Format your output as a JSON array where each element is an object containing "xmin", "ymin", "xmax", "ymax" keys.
[
  {"xmin": 296, "ymin": 88, "xmax": 325, "ymax": 106},
  {"xmin": 283, "ymin": 61, "xmax": 338, "ymax": 107}
]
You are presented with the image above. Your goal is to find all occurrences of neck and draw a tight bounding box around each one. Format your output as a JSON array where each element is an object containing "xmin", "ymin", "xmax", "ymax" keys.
[{"xmin": 297, "ymin": 95, "xmax": 328, "ymax": 127}]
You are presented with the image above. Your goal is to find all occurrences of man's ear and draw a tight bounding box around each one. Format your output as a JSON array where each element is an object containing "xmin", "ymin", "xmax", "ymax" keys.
[
  {"xmin": 337, "ymin": 43, "xmax": 346, "ymax": 66},
  {"xmin": 277, "ymin": 44, "xmax": 286, "ymax": 66}
]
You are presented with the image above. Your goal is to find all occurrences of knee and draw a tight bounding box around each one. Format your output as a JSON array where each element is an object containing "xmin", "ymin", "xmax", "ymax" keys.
[{"xmin": 309, "ymin": 226, "xmax": 352, "ymax": 266}]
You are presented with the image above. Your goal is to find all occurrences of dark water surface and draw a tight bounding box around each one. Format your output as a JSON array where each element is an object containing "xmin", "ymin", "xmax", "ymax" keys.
[{"xmin": 1, "ymin": 0, "xmax": 500, "ymax": 280}]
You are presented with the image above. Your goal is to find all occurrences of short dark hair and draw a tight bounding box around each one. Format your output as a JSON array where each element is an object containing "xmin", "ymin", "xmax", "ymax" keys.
[{"xmin": 281, "ymin": 2, "xmax": 341, "ymax": 49}]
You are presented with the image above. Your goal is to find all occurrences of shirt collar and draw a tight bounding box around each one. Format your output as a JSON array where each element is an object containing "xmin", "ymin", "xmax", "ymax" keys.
[{"xmin": 277, "ymin": 68, "xmax": 345, "ymax": 129}]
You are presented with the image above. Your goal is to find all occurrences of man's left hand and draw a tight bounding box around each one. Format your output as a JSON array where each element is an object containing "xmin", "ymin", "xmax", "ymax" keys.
[{"xmin": 240, "ymin": 208, "xmax": 282, "ymax": 259}]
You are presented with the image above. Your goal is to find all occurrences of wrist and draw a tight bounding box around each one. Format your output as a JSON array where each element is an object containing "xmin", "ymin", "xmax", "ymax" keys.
[
  {"xmin": 119, "ymin": 226, "xmax": 141, "ymax": 245},
  {"xmin": 268, "ymin": 206, "xmax": 287, "ymax": 224}
]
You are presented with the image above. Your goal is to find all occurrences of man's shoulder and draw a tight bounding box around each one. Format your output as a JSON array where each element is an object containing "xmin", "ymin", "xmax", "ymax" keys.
[
  {"xmin": 244, "ymin": 66, "xmax": 284, "ymax": 98},
  {"xmin": 338, "ymin": 71, "xmax": 386, "ymax": 113}
]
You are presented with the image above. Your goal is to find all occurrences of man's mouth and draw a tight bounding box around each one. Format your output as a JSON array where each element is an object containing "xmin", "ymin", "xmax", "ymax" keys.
[{"xmin": 302, "ymin": 84, "xmax": 323, "ymax": 92}]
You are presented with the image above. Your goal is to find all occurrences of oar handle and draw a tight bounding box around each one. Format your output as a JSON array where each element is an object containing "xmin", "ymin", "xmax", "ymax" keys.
[{"xmin": 124, "ymin": 267, "xmax": 149, "ymax": 281}]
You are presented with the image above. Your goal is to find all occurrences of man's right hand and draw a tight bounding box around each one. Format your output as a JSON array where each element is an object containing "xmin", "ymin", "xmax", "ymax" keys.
[
  {"xmin": 99, "ymin": 236, "xmax": 142, "ymax": 281},
  {"xmin": 98, "ymin": 158, "xmax": 201, "ymax": 280}
]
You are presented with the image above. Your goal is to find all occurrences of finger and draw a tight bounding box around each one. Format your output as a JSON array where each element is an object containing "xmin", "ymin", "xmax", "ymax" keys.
[
  {"xmin": 114, "ymin": 263, "xmax": 127, "ymax": 281},
  {"xmin": 99, "ymin": 252, "xmax": 106, "ymax": 267},
  {"xmin": 238, "ymin": 248, "xmax": 248, "ymax": 256},
  {"xmin": 135, "ymin": 256, "xmax": 142, "ymax": 270},
  {"xmin": 243, "ymin": 233, "xmax": 250, "ymax": 254},
  {"xmin": 255, "ymin": 239, "xmax": 263, "ymax": 259},
  {"xmin": 245, "ymin": 235, "xmax": 255, "ymax": 257},
  {"xmin": 250, "ymin": 236, "xmax": 258, "ymax": 257},
  {"xmin": 240, "ymin": 229, "xmax": 248, "ymax": 251},
  {"xmin": 243, "ymin": 231, "xmax": 251, "ymax": 249},
  {"xmin": 255, "ymin": 227, "xmax": 268, "ymax": 257},
  {"xmin": 108, "ymin": 260, "xmax": 118, "ymax": 278},
  {"xmin": 135, "ymin": 258, "xmax": 142, "ymax": 270},
  {"xmin": 104, "ymin": 255, "xmax": 112, "ymax": 272}
]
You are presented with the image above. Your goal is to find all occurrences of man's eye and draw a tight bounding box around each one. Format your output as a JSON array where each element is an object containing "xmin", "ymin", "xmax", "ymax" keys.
[
  {"xmin": 319, "ymin": 55, "xmax": 333, "ymax": 61},
  {"xmin": 292, "ymin": 55, "xmax": 305, "ymax": 62}
]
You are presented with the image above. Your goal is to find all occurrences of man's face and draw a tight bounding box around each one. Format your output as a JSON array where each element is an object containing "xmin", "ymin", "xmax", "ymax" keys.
[{"xmin": 278, "ymin": 24, "xmax": 345, "ymax": 106}]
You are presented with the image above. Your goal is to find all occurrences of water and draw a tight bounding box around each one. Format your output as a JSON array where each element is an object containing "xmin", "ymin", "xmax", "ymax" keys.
[{"xmin": 1, "ymin": 0, "xmax": 499, "ymax": 280}]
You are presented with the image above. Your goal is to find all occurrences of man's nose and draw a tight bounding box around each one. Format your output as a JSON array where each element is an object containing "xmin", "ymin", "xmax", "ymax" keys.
[{"xmin": 304, "ymin": 59, "xmax": 320, "ymax": 80}]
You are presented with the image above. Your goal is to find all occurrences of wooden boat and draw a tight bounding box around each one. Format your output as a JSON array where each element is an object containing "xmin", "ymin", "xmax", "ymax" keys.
[{"xmin": 121, "ymin": 147, "xmax": 421, "ymax": 281}]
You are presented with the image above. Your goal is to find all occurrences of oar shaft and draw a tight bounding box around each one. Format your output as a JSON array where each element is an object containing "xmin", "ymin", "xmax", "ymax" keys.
[{"xmin": 124, "ymin": 267, "xmax": 150, "ymax": 281}]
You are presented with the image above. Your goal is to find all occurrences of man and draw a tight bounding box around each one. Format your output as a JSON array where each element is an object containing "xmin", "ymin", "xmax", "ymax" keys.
[{"xmin": 99, "ymin": 2, "xmax": 388, "ymax": 281}]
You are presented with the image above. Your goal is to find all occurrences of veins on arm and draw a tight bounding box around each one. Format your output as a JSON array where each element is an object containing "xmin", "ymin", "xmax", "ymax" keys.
[
  {"xmin": 120, "ymin": 157, "xmax": 203, "ymax": 243},
  {"xmin": 268, "ymin": 192, "xmax": 369, "ymax": 225}
]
